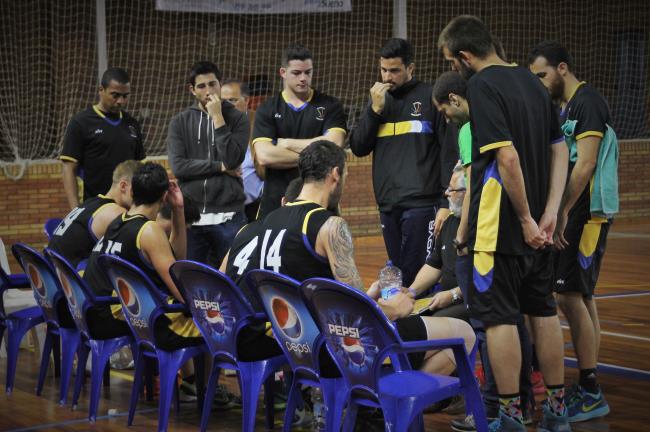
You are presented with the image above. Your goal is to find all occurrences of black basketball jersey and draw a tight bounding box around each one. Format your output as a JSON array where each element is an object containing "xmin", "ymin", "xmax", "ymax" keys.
[
  {"xmin": 84, "ymin": 213, "xmax": 163, "ymax": 306},
  {"xmin": 225, "ymin": 220, "xmax": 264, "ymax": 311},
  {"xmin": 255, "ymin": 200, "xmax": 335, "ymax": 282},
  {"xmin": 48, "ymin": 195, "xmax": 116, "ymax": 269}
]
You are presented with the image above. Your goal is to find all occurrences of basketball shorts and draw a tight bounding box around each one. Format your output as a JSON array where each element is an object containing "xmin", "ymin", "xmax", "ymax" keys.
[
  {"xmin": 395, "ymin": 315, "xmax": 428, "ymax": 370},
  {"xmin": 468, "ymin": 250, "xmax": 557, "ymax": 326},
  {"xmin": 554, "ymin": 220, "xmax": 610, "ymax": 299}
]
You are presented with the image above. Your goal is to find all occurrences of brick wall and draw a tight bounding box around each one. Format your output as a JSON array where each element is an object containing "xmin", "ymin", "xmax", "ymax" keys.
[{"xmin": 2, "ymin": 141, "xmax": 649, "ymax": 273}]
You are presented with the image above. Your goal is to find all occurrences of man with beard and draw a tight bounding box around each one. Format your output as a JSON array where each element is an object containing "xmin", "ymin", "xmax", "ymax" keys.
[
  {"xmin": 438, "ymin": 15, "xmax": 570, "ymax": 431},
  {"xmin": 251, "ymin": 43, "xmax": 347, "ymax": 219},
  {"xmin": 349, "ymin": 38, "xmax": 457, "ymax": 288},
  {"xmin": 529, "ymin": 41, "xmax": 617, "ymax": 423},
  {"xmin": 255, "ymin": 140, "xmax": 475, "ymax": 379}
]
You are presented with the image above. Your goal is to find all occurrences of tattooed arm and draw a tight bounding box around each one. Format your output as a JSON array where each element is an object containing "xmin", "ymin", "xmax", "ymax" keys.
[{"xmin": 316, "ymin": 216, "xmax": 365, "ymax": 291}]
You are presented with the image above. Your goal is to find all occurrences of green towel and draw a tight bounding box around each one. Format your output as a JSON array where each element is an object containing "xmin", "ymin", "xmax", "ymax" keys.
[{"xmin": 561, "ymin": 120, "xmax": 619, "ymax": 218}]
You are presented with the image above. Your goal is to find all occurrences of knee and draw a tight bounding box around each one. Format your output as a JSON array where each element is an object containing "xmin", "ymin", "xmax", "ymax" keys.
[{"xmin": 556, "ymin": 292, "xmax": 582, "ymax": 313}]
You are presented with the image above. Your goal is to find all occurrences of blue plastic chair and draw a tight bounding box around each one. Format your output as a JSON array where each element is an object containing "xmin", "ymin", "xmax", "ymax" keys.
[
  {"xmin": 11, "ymin": 243, "xmax": 79, "ymax": 404},
  {"xmin": 97, "ymin": 254, "xmax": 206, "ymax": 432},
  {"xmin": 170, "ymin": 260, "xmax": 287, "ymax": 432},
  {"xmin": 45, "ymin": 248, "xmax": 135, "ymax": 421},
  {"xmin": 300, "ymin": 277, "xmax": 488, "ymax": 432},
  {"xmin": 247, "ymin": 270, "xmax": 348, "ymax": 432},
  {"xmin": 0, "ymin": 265, "xmax": 44, "ymax": 393},
  {"xmin": 44, "ymin": 218, "xmax": 63, "ymax": 240}
]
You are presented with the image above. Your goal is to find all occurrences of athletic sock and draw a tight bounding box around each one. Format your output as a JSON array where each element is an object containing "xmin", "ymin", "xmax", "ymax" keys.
[
  {"xmin": 546, "ymin": 383, "xmax": 566, "ymax": 416},
  {"xmin": 579, "ymin": 368, "xmax": 599, "ymax": 394},
  {"xmin": 498, "ymin": 393, "xmax": 524, "ymax": 424}
]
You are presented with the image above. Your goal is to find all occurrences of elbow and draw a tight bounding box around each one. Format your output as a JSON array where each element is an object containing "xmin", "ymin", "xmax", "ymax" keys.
[{"xmin": 254, "ymin": 147, "xmax": 272, "ymax": 167}]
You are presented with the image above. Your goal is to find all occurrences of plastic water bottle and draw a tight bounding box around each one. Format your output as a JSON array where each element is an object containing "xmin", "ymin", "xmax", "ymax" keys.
[
  {"xmin": 311, "ymin": 387, "xmax": 327, "ymax": 431},
  {"xmin": 379, "ymin": 260, "xmax": 402, "ymax": 300}
]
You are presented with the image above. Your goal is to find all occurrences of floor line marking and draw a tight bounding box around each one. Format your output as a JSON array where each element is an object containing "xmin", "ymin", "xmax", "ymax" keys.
[
  {"xmin": 595, "ymin": 291, "xmax": 650, "ymax": 299},
  {"xmin": 7, "ymin": 408, "xmax": 158, "ymax": 431},
  {"xmin": 565, "ymin": 357, "xmax": 650, "ymax": 381},
  {"xmin": 560, "ymin": 325, "xmax": 650, "ymax": 342}
]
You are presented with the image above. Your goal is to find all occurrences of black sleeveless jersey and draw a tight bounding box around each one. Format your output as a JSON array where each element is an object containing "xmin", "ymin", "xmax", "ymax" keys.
[
  {"xmin": 255, "ymin": 200, "xmax": 334, "ymax": 282},
  {"xmin": 225, "ymin": 219, "xmax": 264, "ymax": 311},
  {"xmin": 48, "ymin": 195, "xmax": 116, "ymax": 269},
  {"xmin": 84, "ymin": 213, "xmax": 163, "ymax": 306}
]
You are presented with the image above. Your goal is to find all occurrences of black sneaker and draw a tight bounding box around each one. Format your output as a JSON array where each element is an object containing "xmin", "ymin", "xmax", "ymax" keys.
[{"xmin": 212, "ymin": 384, "xmax": 239, "ymax": 410}]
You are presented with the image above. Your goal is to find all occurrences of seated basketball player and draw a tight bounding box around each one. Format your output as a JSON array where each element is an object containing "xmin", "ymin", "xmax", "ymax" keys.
[
  {"xmin": 48, "ymin": 160, "xmax": 142, "ymax": 271},
  {"xmin": 252, "ymin": 140, "xmax": 475, "ymax": 376},
  {"xmin": 83, "ymin": 162, "xmax": 202, "ymax": 349}
]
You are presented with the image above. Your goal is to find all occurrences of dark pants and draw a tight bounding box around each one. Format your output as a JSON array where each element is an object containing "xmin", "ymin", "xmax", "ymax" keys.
[
  {"xmin": 379, "ymin": 206, "xmax": 437, "ymax": 287},
  {"xmin": 455, "ymin": 253, "xmax": 533, "ymax": 418},
  {"xmin": 187, "ymin": 212, "xmax": 246, "ymax": 269},
  {"xmin": 244, "ymin": 200, "xmax": 261, "ymax": 223}
]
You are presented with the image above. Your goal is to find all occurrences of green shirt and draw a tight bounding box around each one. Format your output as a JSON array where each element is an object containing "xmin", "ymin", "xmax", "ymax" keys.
[{"xmin": 458, "ymin": 122, "xmax": 472, "ymax": 166}]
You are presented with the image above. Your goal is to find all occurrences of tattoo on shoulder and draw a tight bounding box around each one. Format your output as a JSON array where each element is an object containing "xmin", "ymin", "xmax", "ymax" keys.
[{"xmin": 326, "ymin": 217, "xmax": 364, "ymax": 290}]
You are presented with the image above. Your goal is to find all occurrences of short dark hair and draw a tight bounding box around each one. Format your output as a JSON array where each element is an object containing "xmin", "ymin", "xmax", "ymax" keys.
[
  {"xmin": 438, "ymin": 15, "xmax": 495, "ymax": 59},
  {"xmin": 284, "ymin": 178, "xmax": 303, "ymax": 203},
  {"xmin": 432, "ymin": 72, "xmax": 468, "ymax": 104},
  {"xmin": 379, "ymin": 38, "xmax": 414, "ymax": 65},
  {"xmin": 299, "ymin": 140, "xmax": 346, "ymax": 183},
  {"xmin": 282, "ymin": 43, "xmax": 312, "ymax": 66},
  {"xmin": 100, "ymin": 67, "xmax": 129, "ymax": 88},
  {"xmin": 131, "ymin": 163, "xmax": 169, "ymax": 206},
  {"xmin": 528, "ymin": 41, "xmax": 574, "ymax": 71},
  {"xmin": 159, "ymin": 194, "xmax": 200, "ymax": 225},
  {"xmin": 188, "ymin": 61, "xmax": 223, "ymax": 86},
  {"xmin": 221, "ymin": 79, "xmax": 250, "ymax": 97}
]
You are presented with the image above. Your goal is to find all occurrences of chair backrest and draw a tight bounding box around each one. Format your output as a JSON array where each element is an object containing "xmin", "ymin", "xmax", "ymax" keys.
[
  {"xmin": 170, "ymin": 260, "xmax": 258, "ymax": 363},
  {"xmin": 96, "ymin": 254, "xmax": 168, "ymax": 349},
  {"xmin": 301, "ymin": 277, "xmax": 408, "ymax": 401},
  {"xmin": 11, "ymin": 243, "xmax": 64, "ymax": 324},
  {"xmin": 44, "ymin": 218, "xmax": 63, "ymax": 240},
  {"xmin": 247, "ymin": 270, "xmax": 323, "ymax": 379},
  {"xmin": 44, "ymin": 249, "xmax": 93, "ymax": 336}
]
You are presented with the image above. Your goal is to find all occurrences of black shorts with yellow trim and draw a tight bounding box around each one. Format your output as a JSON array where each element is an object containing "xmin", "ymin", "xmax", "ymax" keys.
[
  {"xmin": 154, "ymin": 307, "xmax": 204, "ymax": 351},
  {"xmin": 468, "ymin": 250, "xmax": 556, "ymax": 326},
  {"xmin": 237, "ymin": 324, "xmax": 283, "ymax": 362},
  {"xmin": 554, "ymin": 219, "xmax": 609, "ymax": 299}
]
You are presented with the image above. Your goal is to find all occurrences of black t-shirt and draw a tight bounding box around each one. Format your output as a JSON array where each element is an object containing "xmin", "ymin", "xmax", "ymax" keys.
[
  {"xmin": 47, "ymin": 194, "xmax": 116, "ymax": 269},
  {"xmin": 225, "ymin": 220, "xmax": 264, "ymax": 312},
  {"xmin": 560, "ymin": 83, "xmax": 611, "ymax": 225},
  {"xmin": 467, "ymin": 65, "xmax": 563, "ymax": 255},
  {"xmin": 255, "ymin": 200, "xmax": 335, "ymax": 282},
  {"xmin": 251, "ymin": 90, "xmax": 346, "ymax": 218},
  {"xmin": 425, "ymin": 215, "xmax": 460, "ymax": 292},
  {"xmin": 61, "ymin": 106, "xmax": 146, "ymax": 201},
  {"xmin": 84, "ymin": 213, "xmax": 162, "ymax": 319}
]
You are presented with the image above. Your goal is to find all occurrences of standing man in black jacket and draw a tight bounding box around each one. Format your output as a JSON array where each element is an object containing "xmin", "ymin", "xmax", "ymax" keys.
[
  {"xmin": 167, "ymin": 61, "xmax": 249, "ymax": 268},
  {"xmin": 350, "ymin": 38, "xmax": 457, "ymax": 287}
]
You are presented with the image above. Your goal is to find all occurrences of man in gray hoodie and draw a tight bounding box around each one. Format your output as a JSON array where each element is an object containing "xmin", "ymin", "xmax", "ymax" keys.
[{"xmin": 167, "ymin": 61, "xmax": 249, "ymax": 268}]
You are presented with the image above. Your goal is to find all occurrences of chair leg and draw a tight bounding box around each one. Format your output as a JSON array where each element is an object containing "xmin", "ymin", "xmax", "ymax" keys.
[
  {"xmin": 128, "ymin": 351, "xmax": 146, "ymax": 426},
  {"xmin": 157, "ymin": 351, "xmax": 188, "ymax": 432},
  {"xmin": 281, "ymin": 377, "xmax": 300, "ymax": 432},
  {"xmin": 58, "ymin": 328, "xmax": 80, "ymax": 406},
  {"xmin": 4, "ymin": 320, "xmax": 30, "ymax": 394},
  {"xmin": 342, "ymin": 401, "xmax": 358, "ymax": 432},
  {"xmin": 199, "ymin": 362, "xmax": 221, "ymax": 432},
  {"xmin": 321, "ymin": 377, "xmax": 347, "ymax": 432},
  {"xmin": 72, "ymin": 343, "xmax": 90, "ymax": 409},
  {"xmin": 263, "ymin": 374, "xmax": 275, "ymax": 429},
  {"xmin": 36, "ymin": 330, "xmax": 55, "ymax": 396},
  {"xmin": 238, "ymin": 361, "xmax": 268, "ymax": 432}
]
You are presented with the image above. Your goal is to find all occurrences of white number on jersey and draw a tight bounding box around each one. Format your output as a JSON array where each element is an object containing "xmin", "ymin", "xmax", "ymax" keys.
[
  {"xmin": 53, "ymin": 207, "xmax": 85, "ymax": 236},
  {"xmin": 232, "ymin": 236, "xmax": 258, "ymax": 275},
  {"xmin": 259, "ymin": 229, "xmax": 286, "ymax": 273}
]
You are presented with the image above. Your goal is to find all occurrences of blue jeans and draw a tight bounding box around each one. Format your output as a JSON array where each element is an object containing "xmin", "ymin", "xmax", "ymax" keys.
[
  {"xmin": 455, "ymin": 253, "xmax": 534, "ymax": 417},
  {"xmin": 379, "ymin": 206, "xmax": 437, "ymax": 287},
  {"xmin": 187, "ymin": 212, "xmax": 246, "ymax": 269}
]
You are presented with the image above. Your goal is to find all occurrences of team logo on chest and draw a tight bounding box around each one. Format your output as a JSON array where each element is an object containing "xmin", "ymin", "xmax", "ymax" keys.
[
  {"xmin": 315, "ymin": 106, "xmax": 326, "ymax": 121},
  {"xmin": 128, "ymin": 125, "xmax": 138, "ymax": 138},
  {"xmin": 411, "ymin": 101, "xmax": 422, "ymax": 117}
]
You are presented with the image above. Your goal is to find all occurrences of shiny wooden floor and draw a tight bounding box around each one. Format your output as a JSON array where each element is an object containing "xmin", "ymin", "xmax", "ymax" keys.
[{"xmin": 1, "ymin": 222, "xmax": 649, "ymax": 431}]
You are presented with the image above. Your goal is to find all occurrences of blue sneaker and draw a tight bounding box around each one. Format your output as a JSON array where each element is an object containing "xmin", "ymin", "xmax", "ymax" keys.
[
  {"xmin": 566, "ymin": 386, "xmax": 610, "ymax": 422},
  {"xmin": 488, "ymin": 412, "xmax": 526, "ymax": 432},
  {"xmin": 537, "ymin": 403, "xmax": 571, "ymax": 431}
]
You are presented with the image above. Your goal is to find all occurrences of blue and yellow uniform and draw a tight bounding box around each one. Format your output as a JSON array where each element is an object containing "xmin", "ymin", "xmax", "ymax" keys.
[
  {"xmin": 467, "ymin": 65, "xmax": 564, "ymax": 325},
  {"xmin": 554, "ymin": 82, "xmax": 614, "ymax": 299}
]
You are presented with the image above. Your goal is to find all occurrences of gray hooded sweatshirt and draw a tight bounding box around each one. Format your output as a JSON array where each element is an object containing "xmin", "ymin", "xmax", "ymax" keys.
[{"xmin": 167, "ymin": 102, "xmax": 249, "ymax": 214}]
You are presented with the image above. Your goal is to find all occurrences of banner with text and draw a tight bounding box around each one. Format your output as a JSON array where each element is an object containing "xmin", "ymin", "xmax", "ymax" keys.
[{"xmin": 156, "ymin": 0, "xmax": 352, "ymax": 14}]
